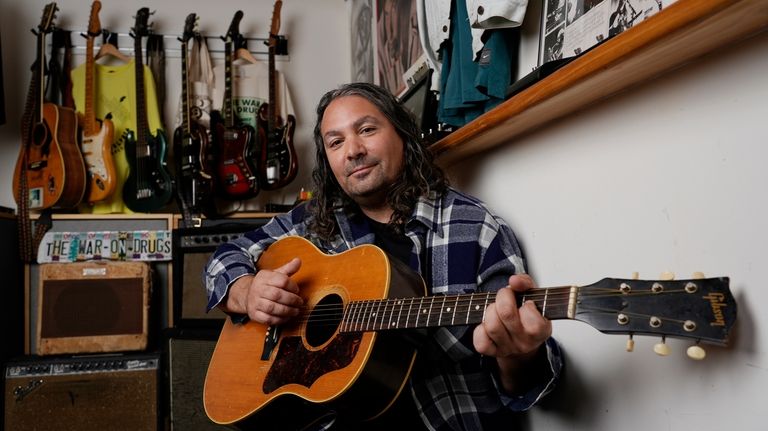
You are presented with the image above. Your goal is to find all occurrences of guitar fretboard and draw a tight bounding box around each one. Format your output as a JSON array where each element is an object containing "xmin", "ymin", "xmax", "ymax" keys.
[{"xmin": 339, "ymin": 287, "xmax": 575, "ymax": 333}]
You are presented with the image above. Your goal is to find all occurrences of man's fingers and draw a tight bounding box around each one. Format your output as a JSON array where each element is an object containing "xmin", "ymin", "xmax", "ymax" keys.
[
  {"xmin": 506, "ymin": 274, "xmax": 535, "ymax": 293},
  {"xmin": 274, "ymin": 257, "xmax": 302, "ymax": 276}
]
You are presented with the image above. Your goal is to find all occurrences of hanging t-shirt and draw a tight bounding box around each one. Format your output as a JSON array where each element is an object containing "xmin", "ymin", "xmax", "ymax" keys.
[
  {"xmin": 211, "ymin": 60, "xmax": 296, "ymax": 129},
  {"xmin": 437, "ymin": 0, "xmax": 518, "ymax": 127},
  {"xmin": 71, "ymin": 60, "xmax": 165, "ymax": 214}
]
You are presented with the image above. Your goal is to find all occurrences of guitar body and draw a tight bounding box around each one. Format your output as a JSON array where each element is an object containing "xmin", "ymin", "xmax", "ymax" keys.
[
  {"xmin": 204, "ymin": 236, "xmax": 423, "ymax": 425},
  {"xmin": 14, "ymin": 103, "xmax": 86, "ymax": 209},
  {"xmin": 122, "ymin": 129, "xmax": 173, "ymax": 212},
  {"xmin": 173, "ymin": 122, "xmax": 217, "ymax": 215},
  {"xmin": 80, "ymin": 116, "xmax": 116, "ymax": 204},
  {"xmin": 257, "ymin": 104, "xmax": 298, "ymax": 190},
  {"xmin": 213, "ymin": 120, "xmax": 260, "ymax": 199}
]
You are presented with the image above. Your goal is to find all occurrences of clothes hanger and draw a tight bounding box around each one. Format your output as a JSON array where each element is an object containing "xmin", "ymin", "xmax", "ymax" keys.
[
  {"xmin": 234, "ymin": 34, "xmax": 259, "ymax": 64},
  {"xmin": 95, "ymin": 30, "xmax": 131, "ymax": 63}
]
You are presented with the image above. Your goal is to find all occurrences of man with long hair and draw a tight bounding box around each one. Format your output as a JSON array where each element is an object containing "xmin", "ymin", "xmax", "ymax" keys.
[{"xmin": 204, "ymin": 82, "xmax": 561, "ymax": 429}]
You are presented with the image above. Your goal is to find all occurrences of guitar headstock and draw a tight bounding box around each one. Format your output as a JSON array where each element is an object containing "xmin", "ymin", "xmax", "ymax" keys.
[
  {"xmin": 225, "ymin": 10, "xmax": 244, "ymax": 43},
  {"xmin": 181, "ymin": 13, "xmax": 198, "ymax": 44},
  {"xmin": 574, "ymin": 276, "xmax": 736, "ymax": 347},
  {"xmin": 269, "ymin": 0, "xmax": 283, "ymax": 41},
  {"xmin": 37, "ymin": 2, "xmax": 58, "ymax": 35},
  {"xmin": 87, "ymin": 0, "xmax": 102, "ymax": 37},
  {"xmin": 131, "ymin": 7, "xmax": 151, "ymax": 39}
]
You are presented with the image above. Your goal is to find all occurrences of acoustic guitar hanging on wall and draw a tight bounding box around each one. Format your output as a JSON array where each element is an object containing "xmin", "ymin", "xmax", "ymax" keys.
[{"xmin": 14, "ymin": 2, "xmax": 86, "ymax": 210}]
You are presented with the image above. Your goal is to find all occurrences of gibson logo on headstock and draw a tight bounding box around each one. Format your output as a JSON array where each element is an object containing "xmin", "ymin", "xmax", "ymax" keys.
[{"xmin": 703, "ymin": 293, "xmax": 727, "ymax": 327}]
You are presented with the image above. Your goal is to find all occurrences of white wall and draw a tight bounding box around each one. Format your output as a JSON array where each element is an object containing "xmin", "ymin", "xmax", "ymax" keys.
[
  {"xmin": 0, "ymin": 0, "xmax": 351, "ymax": 210},
  {"xmin": 451, "ymin": 6, "xmax": 768, "ymax": 430}
]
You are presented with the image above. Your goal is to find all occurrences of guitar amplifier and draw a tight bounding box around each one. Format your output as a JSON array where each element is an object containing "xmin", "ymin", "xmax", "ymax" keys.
[
  {"xmin": 3, "ymin": 353, "xmax": 159, "ymax": 431},
  {"xmin": 165, "ymin": 328, "xmax": 234, "ymax": 430},
  {"xmin": 171, "ymin": 219, "xmax": 270, "ymax": 328},
  {"xmin": 36, "ymin": 261, "xmax": 151, "ymax": 355}
]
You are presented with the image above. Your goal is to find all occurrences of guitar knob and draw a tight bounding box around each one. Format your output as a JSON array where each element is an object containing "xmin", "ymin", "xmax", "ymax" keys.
[
  {"xmin": 659, "ymin": 271, "xmax": 675, "ymax": 280},
  {"xmin": 692, "ymin": 271, "xmax": 705, "ymax": 279},
  {"xmin": 686, "ymin": 345, "xmax": 706, "ymax": 360},
  {"xmin": 653, "ymin": 337, "xmax": 671, "ymax": 356},
  {"xmin": 626, "ymin": 335, "xmax": 635, "ymax": 352}
]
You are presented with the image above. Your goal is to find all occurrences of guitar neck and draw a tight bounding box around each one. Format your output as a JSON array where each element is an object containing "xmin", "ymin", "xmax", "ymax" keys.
[
  {"xmin": 267, "ymin": 38, "xmax": 276, "ymax": 132},
  {"xmin": 36, "ymin": 31, "xmax": 47, "ymax": 123},
  {"xmin": 134, "ymin": 34, "xmax": 148, "ymax": 145},
  {"xmin": 180, "ymin": 39, "xmax": 191, "ymax": 133},
  {"xmin": 223, "ymin": 40, "xmax": 234, "ymax": 128},
  {"xmin": 84, "ymin": 34, "xmax": 97, "ymax": 135},
  {"xmin": 340, "ymin": 287, "xmax": 574, "ymax": 333}
]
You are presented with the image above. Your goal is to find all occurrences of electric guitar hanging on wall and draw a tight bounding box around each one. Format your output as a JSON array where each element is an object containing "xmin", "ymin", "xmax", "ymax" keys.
[
  {"xmin": 204, "ymin": 236, "xmax": 737, "ymax": 425},
  {"xmin": 123, "ymin": 7, "xmax": 173, "ymax": 212},
  {"xmin": 213, "ymin": 11, "xmax": 260, "ymax": 199},
  {"xmin": 257, "ymin": 0, "xmax": 298, "ymax": 190},
  {"xmin": 79, "ymin": 0, "xmax": 117, "ymax": 204},
  {"xmin": 173, "ymin": 13, "xmax": 217, "ymax": 223},
  {"xmin": 13, "ymin": 2, "xmax": 86, "ymax": 210}
]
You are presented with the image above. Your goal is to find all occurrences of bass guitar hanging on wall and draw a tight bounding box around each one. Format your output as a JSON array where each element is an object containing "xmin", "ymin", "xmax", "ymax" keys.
[
  {"xmin": 257, "ymin": 0, "xmax": 298, "ymax": 190},
  {"xmin": 123, "ymin": 7, "xmax": 173, "ymax": 212}
]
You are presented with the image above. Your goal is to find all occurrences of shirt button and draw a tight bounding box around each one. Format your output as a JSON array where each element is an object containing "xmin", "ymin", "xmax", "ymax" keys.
[
  {"xmin": 478, "ymin": 6, "xmax": 485, "ymax": 15},
  {"xmin": 442, "ymin": 25, "xmax": 448, "ymax": 32}
]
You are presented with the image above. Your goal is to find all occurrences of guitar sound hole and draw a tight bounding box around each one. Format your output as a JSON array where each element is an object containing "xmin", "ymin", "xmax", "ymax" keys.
[{"xmin": 305, "ymin": 293, "xmax": 343, "ymax": 348}]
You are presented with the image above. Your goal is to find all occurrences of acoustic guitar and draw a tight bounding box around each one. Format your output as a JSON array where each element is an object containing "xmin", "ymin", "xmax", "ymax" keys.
[
  {"xmin": 122, "ymin": 7, "xmax": 173, "ymax": 212},
  {"xmin": 213, "ymin": 11, "xmax": 260, "ymax": 199},
  {"xmin": 79, "ymin": 0, "xmax": 117, "ymax": 204},
  {"xmin": 204, "ymin": 236, "xmax": 737, "ymax": 425},
  {"xmin": 13, "ymin": 2, "xmax": 86, "ymax": 210},
  {"xmin": 173, "ymin": 13, "xmax": 217, "ymax": 223},
  {"xmin": 257, "ymin": 0, "xmax": 298, "ymax": 190}
]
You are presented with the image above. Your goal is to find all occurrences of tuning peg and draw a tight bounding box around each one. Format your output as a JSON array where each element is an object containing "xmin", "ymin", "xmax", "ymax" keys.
[
  {"xmin": 686, "ymin": 344, "xmax": 706, "ymax": 360},
  {"xmin": 653, "ymin": 337, "xmax": 671, "ymax": 356},
  {"xmin": 692, "ymin": 271, "xmax": 705, "ymax": 279},
  {"xmin": 631, "ymin": 271, "xmax": 639, "ymax": 280},
  {"xmin": 626, "ymin": 334, "xmax": 635, "ymax": 352},
  {"xmin": 659, "ymin": 271, "xmax": 675, "ymax": 280}
]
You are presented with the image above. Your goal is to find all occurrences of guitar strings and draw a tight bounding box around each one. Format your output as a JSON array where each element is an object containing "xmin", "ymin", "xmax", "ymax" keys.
[{"xmin": 276, "ymin": 288, "xmax": 692, "ymax": 329}]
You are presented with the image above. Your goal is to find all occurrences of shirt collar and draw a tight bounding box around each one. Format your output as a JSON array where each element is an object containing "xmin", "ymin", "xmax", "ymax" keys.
[{"xmin": 407, "ymin": 190, "xmax": 445, "ymax": 238}]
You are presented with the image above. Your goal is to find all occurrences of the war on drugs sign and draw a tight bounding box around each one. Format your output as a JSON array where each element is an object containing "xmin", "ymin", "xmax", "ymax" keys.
[{"xmin": 37, "ymin": 230, "xmax": 172, "ymax": 263}]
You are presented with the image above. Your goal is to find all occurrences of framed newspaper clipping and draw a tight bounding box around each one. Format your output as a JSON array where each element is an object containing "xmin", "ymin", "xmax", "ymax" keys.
[{"xmin": 540, "ymin": 0, "xmax": 679, "ymax": 65}]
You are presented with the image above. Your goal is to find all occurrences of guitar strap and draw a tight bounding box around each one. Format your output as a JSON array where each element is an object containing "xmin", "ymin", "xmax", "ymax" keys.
[
  {"xmin": 17, "ymin": 67, "xmax": 53, "ymax": 263},
  {"xmin": 147, "ymin": 34, "xmax": 166, "ymax": 109},
  {"xmin": 45, "ymin": 29, "xmax": 73, "ymax": 108}
]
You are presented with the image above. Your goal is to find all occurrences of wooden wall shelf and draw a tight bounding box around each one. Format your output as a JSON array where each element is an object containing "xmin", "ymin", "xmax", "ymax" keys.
[{"xmin": 429, "ymin": 0, "xmax": 768, "ymax": 165}]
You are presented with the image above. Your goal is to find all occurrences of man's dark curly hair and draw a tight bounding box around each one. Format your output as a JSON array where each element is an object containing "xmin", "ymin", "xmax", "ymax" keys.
[{"xmin": 309, "ymin": 82, "xmax": 448, "ymax": 241}]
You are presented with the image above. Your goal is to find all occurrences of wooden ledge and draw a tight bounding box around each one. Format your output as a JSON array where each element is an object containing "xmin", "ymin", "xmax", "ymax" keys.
[{"xmin": 430, "ymin": 0, "xmax": 768, "ymax": 165}]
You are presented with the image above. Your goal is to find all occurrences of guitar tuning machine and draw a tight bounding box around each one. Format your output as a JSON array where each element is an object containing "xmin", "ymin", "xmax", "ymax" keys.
[
  {"xmin": 659, "ymin": 271, "xmax": 675, "ymax": 280},
  {"xmin": 686, "ymin": 343, "xmax": 706, "ymax": 360},
  {"xmin": 653, "ymin": 336, "xmax": 671, "ymax": 356},
  {"xmin": 626, "ymin": 334, "xmax": 635, "ymax": 352}
]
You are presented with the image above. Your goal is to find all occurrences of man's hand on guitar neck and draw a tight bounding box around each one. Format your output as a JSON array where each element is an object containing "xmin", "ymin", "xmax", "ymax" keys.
[
  {"xmin": 223, "ymin": 258, "xmax": 305, "ymax": 325},
  {"xmin": 473, "ymin": 274, "xmax": 553, "ymax": 395}
]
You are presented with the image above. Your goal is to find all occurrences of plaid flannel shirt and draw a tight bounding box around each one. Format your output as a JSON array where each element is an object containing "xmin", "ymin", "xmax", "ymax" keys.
[{"xmin": 204, "ymin": 187, "xmax": 562, "ymax": 430}]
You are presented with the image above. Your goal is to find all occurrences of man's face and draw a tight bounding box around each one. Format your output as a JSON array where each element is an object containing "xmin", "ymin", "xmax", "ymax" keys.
[{"xmin": 320, "ymin": 95, "xmax": 405, "ymax": 207}]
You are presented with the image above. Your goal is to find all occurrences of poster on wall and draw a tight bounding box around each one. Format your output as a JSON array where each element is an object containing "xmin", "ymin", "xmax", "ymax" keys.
[
  {"xmin": 376, "ymin": 0, "xmax": 423, "ymax": 96},
  {"xmin": 540, "ymin": 0, "xmax": 678, "ymax": 65},
  {"xmin": 350, "ymin": 0, "xmax": 375, "ymax": 83}
]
